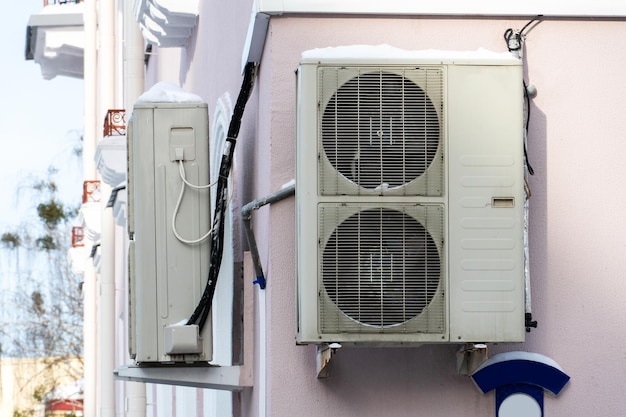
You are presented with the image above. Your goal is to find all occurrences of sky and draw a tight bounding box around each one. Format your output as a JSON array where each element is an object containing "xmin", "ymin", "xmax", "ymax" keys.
[
  {"xmin": 0, "ymin": 3, "xmax": 85, "ymax": 360},
  {"xmin": 0, "ymin": 1, "xmax": 84, "ymax": 231}
]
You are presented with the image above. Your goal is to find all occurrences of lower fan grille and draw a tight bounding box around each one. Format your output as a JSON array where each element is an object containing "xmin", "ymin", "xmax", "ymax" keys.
[{"xmin": 319, "ymin": 204, "xmax": 445, "ymax": 333}]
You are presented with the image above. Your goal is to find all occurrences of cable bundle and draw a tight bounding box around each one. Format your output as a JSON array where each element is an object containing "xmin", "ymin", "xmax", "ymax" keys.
[{"xmin": 187, "ymin": 62, "xmax": 258, "ymax": 331}]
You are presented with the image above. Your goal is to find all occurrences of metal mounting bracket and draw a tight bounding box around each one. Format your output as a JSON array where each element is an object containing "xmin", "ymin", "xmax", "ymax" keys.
[
  {"xmin": 457, "ymin": 343, "xmax": 489, "ymax": 376},
  {"xmin": 316, "ymin": 343, "xmax": 342, "ymax": 379}
]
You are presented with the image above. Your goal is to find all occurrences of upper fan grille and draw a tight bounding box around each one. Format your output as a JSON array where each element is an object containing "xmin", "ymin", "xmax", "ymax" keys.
[{"xmin": 318, "ymin": 67, "xmax": 444, "ymax": 196}]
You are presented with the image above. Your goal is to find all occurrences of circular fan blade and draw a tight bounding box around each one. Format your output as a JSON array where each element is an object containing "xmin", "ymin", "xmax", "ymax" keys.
[
  {"xmin": 322, "ymin": 208, "xmax": 441, "ymax": 327},
  {"xmin": 322, "ymin": 72, "xmax": 440, "ymax": 189}
]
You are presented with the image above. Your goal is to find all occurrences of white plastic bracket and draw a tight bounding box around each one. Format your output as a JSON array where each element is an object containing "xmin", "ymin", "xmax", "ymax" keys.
[{"xmin": 164, "ymin": 324, "xmax": 202, "ymax": 355}]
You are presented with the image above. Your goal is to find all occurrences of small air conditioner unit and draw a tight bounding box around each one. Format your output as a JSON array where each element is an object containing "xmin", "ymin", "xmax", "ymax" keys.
[
  {"xmin": 127, "ymin": 85, "xmax": 212, "ymax": 363},
  {"xmin": 296, "ymin": 47, "xmax": 526, "ymax": 345}
]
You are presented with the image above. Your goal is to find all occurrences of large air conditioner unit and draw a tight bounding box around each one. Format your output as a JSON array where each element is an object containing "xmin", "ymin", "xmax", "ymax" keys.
[
  {"xmin": 296, "ymin": 47, "xmax": 526, "ymax": 345},
  {"xmin": 127, "ymin": 87, "xmax": 212, "ymax": 363}
]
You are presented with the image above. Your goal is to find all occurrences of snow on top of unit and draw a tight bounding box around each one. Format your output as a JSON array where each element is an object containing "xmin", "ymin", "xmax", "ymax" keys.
[
  {"xmin": 135, "ymin": 81, "xmax": 204, "ymax": 104},
  {"xmin": 301, "ymin": 44, "xmax": 518, "ymax": 63}
]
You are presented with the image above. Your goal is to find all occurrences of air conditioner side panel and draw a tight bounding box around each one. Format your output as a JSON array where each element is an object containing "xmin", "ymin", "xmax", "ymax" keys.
[
  {"xmin": 295, "ymin": 63, "xmax": 321, "ymax": 344},
  {"xmin": 447, "ymin": 64, "xmax": 525, "ymax": 343},
  {"xmin": 129, "ymin": 107, "xmax": 159, "ymax": 361}
]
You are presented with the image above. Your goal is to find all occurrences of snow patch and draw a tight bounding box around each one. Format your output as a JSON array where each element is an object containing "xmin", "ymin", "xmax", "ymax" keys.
[
  {"xmin": 136, "ymin": 81, "xmax": 204, "ymax": 104},
  {"xmin": 301, "ymin": 44, "xmax": 518, "ymax": 63}
]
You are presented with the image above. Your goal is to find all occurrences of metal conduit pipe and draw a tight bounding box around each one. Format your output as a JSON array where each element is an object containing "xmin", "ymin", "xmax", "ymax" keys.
[{"xmin": 241, "ymin": 181, "xmax": 295, "ymax": 289}]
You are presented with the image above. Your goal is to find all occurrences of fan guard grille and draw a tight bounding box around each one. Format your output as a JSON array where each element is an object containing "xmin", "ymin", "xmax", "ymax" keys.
[
  {"xmin": 319, "ymin": 205, "xmax": 444, "ymax": 332},
  {"xmin": 319, "ymin": 67, "xmax": 443, "ymax": 195}
]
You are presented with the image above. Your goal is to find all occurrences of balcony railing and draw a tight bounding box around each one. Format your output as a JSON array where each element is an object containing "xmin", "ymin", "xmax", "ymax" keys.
[
  {"xmin": 103, "ymin": 109, "xmax": 126, "ymax": 137},
  {"xmin": 44, "ymin": 0, "xmax": 82, "ymax": 5},
  {"xmin": 83, "ymin": 180, "xmax": 101, "ymax": 203},
  {"xmin": 71, "ymin": 226, "xmax": 85, "ymax": 247}
]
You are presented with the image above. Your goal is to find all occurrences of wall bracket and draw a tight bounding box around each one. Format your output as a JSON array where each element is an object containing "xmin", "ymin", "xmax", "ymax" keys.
[{"xmin": 316, "ymin": 343, "xmax": 342, "ymax": 379}]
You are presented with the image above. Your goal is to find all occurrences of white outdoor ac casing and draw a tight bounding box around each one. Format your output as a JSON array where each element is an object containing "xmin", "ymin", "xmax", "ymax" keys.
[
  {"xmin": 127, "ymin": 101, "xmax": 212, "ymax": 363},
  {"xmin": 296, "ymin": 48, "xmax": 526, "ymax": 345}
]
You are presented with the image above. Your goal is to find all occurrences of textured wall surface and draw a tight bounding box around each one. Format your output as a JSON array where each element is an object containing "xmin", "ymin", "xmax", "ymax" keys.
[{"xmin": 144, "ymin": 9, "xmax": 626, "ymax": 416}]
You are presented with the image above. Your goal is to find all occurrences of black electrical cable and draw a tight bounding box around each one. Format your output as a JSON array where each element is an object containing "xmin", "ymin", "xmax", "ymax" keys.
[
  {"xmin": 186, "ymin": 62, "xmax": 258, "ymax": 331},
  {"xmin": 523, "ymin": 80, "xmax": 534, "ymax": 176},
  {"xmin": 503, "ymin": 28, "xmax": 521, "ymax": 52},
  {"xmin": 520, "ymin": 15, "xmax": 543, "ymax": 37},
  {"xmin": 503, "ymin": 15, "xmax": 543, "ymax": 53},
  {"xmin": 503, "ymin": 15, "xmax": 542, "ymax": 176}
]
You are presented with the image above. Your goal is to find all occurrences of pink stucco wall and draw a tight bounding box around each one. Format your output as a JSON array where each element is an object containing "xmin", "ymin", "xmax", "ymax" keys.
[
  {"xmin": 260, "ymin": 16, "xmax": 626, "ymax": 417},
  {"xmin": 146, "ymin": 7, "xmax": 626, "ymax": 416}
]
